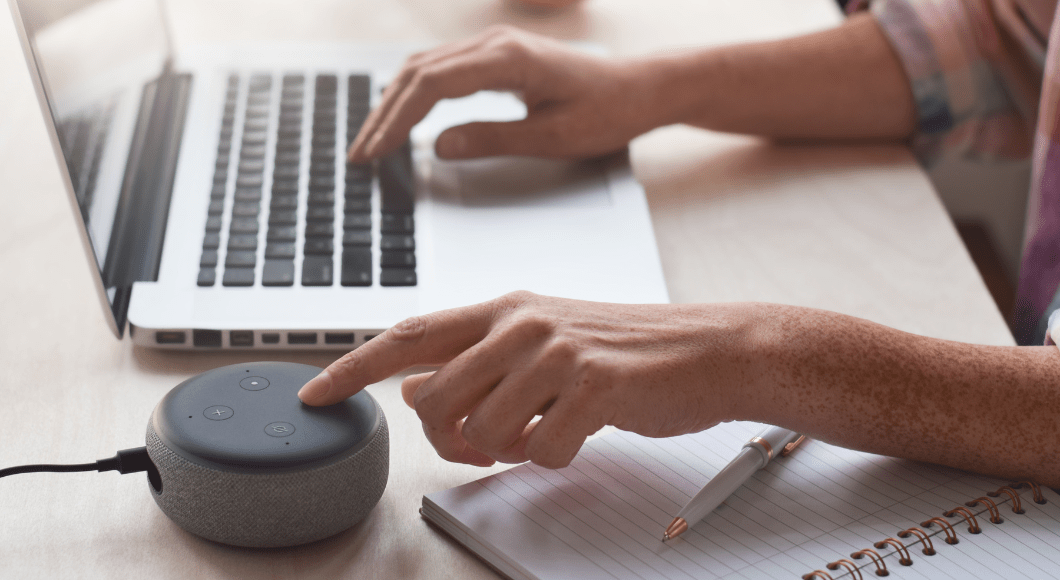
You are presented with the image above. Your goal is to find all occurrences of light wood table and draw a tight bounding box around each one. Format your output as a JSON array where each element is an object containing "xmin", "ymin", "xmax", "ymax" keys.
[{"xmin": 0, "ymin": 0, "xmax": 1014, "ymax": 578}]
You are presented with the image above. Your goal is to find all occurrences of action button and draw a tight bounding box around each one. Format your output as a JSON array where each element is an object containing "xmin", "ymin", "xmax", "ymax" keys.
[
  {"xmin": 204, "ymin": 406, "xmax": 234, "ymax": 421},
  {"xmin": 265, "ymin": 422, "xmax": 296, "ymax": 437},
  {"xmin": 240, "ymin": 376, "xmax": 270, "ymax": 391}
]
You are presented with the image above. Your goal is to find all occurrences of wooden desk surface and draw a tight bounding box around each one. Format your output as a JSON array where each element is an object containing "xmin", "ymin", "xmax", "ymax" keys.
[{"xmin": 0, "ymin": 0, "xmax": 1014, "ymax": 578}]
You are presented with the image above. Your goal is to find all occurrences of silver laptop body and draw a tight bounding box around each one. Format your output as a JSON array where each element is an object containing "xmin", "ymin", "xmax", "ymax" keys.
[{"xmin": 9, "ymin": 0, "xmax": 669, "ymax": 350}]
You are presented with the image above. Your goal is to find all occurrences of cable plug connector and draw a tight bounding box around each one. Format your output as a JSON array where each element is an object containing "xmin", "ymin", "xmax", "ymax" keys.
[{"xmin": 1, "ymin": 446, "xmax": 159, "ymax": 492}]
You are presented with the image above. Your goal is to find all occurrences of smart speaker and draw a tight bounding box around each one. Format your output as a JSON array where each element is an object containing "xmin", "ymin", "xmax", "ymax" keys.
[{"xmin": 145, "ymin": 362, "xmax": 388, "ymax": 548}]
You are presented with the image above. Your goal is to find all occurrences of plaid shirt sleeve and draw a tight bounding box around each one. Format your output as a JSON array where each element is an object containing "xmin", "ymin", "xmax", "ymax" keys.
[{"xmin": 858, "ymin": 0, "xmax": 1035, "ymax": 166}]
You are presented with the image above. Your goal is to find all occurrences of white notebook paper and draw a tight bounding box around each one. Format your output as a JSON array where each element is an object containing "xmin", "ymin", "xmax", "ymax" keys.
[{"xmin": 421, "ymin": 421, "xmax": 1060, "ymax": 579}]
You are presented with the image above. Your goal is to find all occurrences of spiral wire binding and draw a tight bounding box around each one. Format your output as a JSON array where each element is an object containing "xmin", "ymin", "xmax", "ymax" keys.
[
  {"xmin": 941, "ymin": 506, "xmax": 981, "ymax": 534},
  {"xmin": 802, "ymin": 482, "xmax": 1048, "ymax": 578},
  {"xmin": 851, "ymin": 548, "xmax": 889, "ymax": 576},
  {"xmin": 987, "ymin": 485, "xmax": 1025, "ymax": 514},
  {"xmin": 920, "ymin": 517, "xmax": 961, "ymax": 544},
  {"xmin": 966, "ymin": 496, "xmax": 1003, "ymax": 524},
  {"xmin": 895, "ymin": 527, "xmax": 935, "ymax": 555},
  {"xmin": 872, "ymin": 538, "xmax": 912, "ymax": 566}
]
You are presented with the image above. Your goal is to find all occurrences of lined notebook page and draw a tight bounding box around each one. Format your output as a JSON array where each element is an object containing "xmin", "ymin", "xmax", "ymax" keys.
[{"xmin": 422, "ymin": 421, "xmax": 1060, "ymax": 580}]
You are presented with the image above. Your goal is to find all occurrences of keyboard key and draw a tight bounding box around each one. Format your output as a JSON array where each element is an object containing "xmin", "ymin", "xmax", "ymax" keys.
[
  {"xmin": 312, "ymin": 161, "xmax": 336, "ymax": 174},
  {"xmin": 341, "ymin": 249, "xmax": 372, "ymax": 286},
  {"xmin": 305, "ymin": 222, "xmax": 334, "ymax": 237},
  {"xmin": 236, "ymin": 175, "xmax": 263, "ymax": 188},
  {"xmin": 280, "ymin": 100, "xmax": 303, "ymax": 112},
  {"xmin": 244, "ymin": 117, "xmax": 269, "ymax": 131},
  {"xmin": 262, "ymin": 260, "xmax": 295, "ymax": 286},
  {"xmin": 380, "ymin": 234, "xmax": 414, "ymax": 251},
  {"xmin": 381, "ymin": 250, "xmax": 416, "ymax": 268},
  {"xmin": 344, "ymin": 198, "xmax": 371, "ymax": 213},
  {"xmin": 203, "ymin": 233, "xmax": 220, "ymax": 249},
  {"xmin": 308, "ymin": 191, "xmax": 335, "ymax": 205},
  {"xmin": 275, "ymin": 140, "xmax": 301, "ymax": 152},
  {"xmin": 348, "ymin": 74, "xmax": 370, "ymax": 98},
  {"xmin": 265, "ymin": 242, "xmax": 296, "ymax": 259},
  {"xmin": 208, "ymin": 200, "xmax": 224, "ymax": 215},
  {"xmin": 211, "ymin": 184, "xmax": 226, "ymax": 197},
  {"xmin": 268, "ymin": 226, "xmax": 297, "ymax": 242},
  {"xmin": 200, "ymin": 250, "xmax": 218, "ymax": 268},
  {"xmin": 222, "ymin": 267, "xmax": 255, "ymax": 286},
  {"xmin": 301, "ymin": 256, "xmax": 333, "ymax": 286},
  {"xmin": 272, "ymin": 180, "xmax": 298, "ymax": 194},
  {"xmin": 239, "ymin": 159, "xmax": 265, "ymax": 173},
  {"xmin": 232, "ymin": 202, "xmax": 259, "ymax": 217},
  {"xmin": 345, "ymin": 181, "xmax": 371, "ymax": 198},
  {"xmin": 345, "ymin": 163, "xmax": 372, "ymax": 181},
  {"xmin": 309, "ymin": 176, "xmax": 335, "ymax": 190},
  {"xmin": 241, "ymin": 145, "xmax": 267, "ymax": 159},
  {"xmin": 270, "ymin": 195, "xmax": 298, "ymax": 209},
  {"xmin": 268, "ymin": 209, "xmax": 297, "ymax": 225},
  {"xmin": 230, "ymin": 218, "xmax": 259, "ymax": 234},
  {"xmin": 380, "ymin": 268, "xmax": 417, "ymax": 287},
  {"xmin": 304, "ymin": 238, "xmax": 334, "ymax": 255},
  {"xmin": 342, "ymin": 230, "xmax": 371, "ymax": 247},
  {"xmin": 228, "ymin": 234, "xmax": 258, "ymax": 250},
  {"xmin": 197, "ymin": 268, "xmax": 216, "ymax": 287},
  {"xmin": 381, "ymin": 214, "xmax": 414, "ymax": 234},
  {"xmin": 379, "ymin": 141, "xmax": 414, "ymax": 214},
  {"xmin": 316, "ymin": 74, "xmax": 338, "ymax": 90},
  {"xmin": 249, "ymin": 74, "xmax": 272, "ymax": 90},
  {"xmin": 225, "ymin": 250, "xmax": 257, "ymax": 268},
  {"xmin": 241, "ymin": 131, "xmax": 268, "ymax": 145},
  {"xmin": 343, "ymin": 213, "xmax": 371, "ymax": 229},
  {"xmin": 312, "ymin": 134, "xmax": 336, "ymax": 147},
  {"xmin": 276, "ymin": 151, "xmax": 300, "ymax": 165},
  {"xmin": 306, "ymin": 206, "xmax": 334, "ymax": 221},
  {"xmin": 205, "ymin": 216, "xmax": 222, "ymax": 231},
  {"xmin": 234, "ymin": 188, "xmax": 262, "ymax": 202},
  {"xmin": 273, "ymin": 165, "xmax": 299, "ymax": 179},
  {"xmin": 278, "ymin": 126, "xmax": 301, "ymax": 139},
  {"xmin": 311, "ymin": 150, "xmax": 335, "ymax": 163}
]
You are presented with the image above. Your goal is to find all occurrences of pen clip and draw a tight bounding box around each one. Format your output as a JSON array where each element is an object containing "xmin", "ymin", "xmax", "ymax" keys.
[{"xmin": 780, "ymin": 435, "xmax": 807, "ymax": 457}]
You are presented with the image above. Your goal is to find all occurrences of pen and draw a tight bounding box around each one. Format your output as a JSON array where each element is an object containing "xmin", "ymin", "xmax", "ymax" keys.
[{"xmin": 662, "ymin": 426, "xmax": 806, "ymax": 541}]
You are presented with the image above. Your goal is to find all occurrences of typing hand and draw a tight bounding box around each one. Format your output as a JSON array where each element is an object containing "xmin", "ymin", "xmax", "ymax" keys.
[
  {"xmin": 298, "ymin": 292, "xmax": 757, "ymax": 468},
  {"xmin": 347, "ymin": 26, "xmax": 663, "ymax": 163}
]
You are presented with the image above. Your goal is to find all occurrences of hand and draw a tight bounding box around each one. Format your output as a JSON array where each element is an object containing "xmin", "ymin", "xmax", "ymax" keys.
[
  {"xmin": 348, "ymin": 26, "xmax": 667, "ymax": 162},
  {"xmin": 298, "ymin": 292, "xmax": 762, "ymax": 469}
]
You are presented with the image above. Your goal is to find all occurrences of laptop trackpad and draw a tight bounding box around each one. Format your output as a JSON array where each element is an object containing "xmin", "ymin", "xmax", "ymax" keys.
[{"xmin": 431, "ymin": 157, "xmax": 612, "ymax": 209}]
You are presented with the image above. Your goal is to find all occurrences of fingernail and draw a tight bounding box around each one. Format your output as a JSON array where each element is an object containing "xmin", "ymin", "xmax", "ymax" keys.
[
  {"xmin": 298, "ymin": 370, "xmax": 332, "ymax": 404},
  {"xmin": 436, "ymin": 131, "xmax": 466, "ymax": 158}
]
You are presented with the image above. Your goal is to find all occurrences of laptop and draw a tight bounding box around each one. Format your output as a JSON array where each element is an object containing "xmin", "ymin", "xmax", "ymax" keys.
[{"xmin": 8, "ymin": 0, "xmax": 669, "ymax": 350}]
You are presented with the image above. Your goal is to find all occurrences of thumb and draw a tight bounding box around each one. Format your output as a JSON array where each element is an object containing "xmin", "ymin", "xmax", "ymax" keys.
[{"xmin": 435, "ymin": 119, "xmax": 552, "ymax": 159}]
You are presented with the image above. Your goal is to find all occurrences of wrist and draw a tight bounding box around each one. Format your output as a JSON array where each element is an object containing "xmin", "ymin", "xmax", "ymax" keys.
[{"xmin": 621, "ymin": 48, "xmax": 726, "ymax": 131}]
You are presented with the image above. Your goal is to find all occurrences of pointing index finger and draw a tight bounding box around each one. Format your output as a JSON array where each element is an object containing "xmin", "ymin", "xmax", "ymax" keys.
[{"xmin": 297, "ymin": 302, "xmax": 499, "ymax": 405}]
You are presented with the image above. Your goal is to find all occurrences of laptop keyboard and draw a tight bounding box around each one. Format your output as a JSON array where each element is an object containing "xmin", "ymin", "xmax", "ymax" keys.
[{"xmin": 198, "ymin": 72, "xmax": 416, "ymax": 288}]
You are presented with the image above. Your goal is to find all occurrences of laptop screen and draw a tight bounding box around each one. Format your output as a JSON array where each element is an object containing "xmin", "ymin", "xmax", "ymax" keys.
[{"xmin": 10, "ymin": 0, "xmax": 172, "ymax": 333}]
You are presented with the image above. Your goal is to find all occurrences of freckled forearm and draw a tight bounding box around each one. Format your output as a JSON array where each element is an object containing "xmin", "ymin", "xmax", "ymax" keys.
[{"xmin": 733, "ymin": 304, "xmax": 1060, "ymax": 487}]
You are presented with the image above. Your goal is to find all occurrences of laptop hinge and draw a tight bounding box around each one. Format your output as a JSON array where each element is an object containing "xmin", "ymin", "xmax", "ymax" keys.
[{"xmin": 102, "ymin": 68, "xmax": 192, "ymax": 337}]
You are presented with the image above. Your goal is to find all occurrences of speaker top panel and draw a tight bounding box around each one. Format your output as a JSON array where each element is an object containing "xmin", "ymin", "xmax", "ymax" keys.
[{"xmin": 153, "ymin": 362, "xmax": 380, "ymax": 470}]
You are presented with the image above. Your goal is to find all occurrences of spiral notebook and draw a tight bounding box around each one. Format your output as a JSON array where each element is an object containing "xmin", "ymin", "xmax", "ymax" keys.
[{"xmin": 421, "ymin": 421, "xmax": 1060, "ymax": 579}]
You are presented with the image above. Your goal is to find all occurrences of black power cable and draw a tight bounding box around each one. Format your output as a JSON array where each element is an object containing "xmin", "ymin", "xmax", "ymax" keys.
[{"xmin": 0, "ymin": 447, "xmax": 158, "ymax": 490}]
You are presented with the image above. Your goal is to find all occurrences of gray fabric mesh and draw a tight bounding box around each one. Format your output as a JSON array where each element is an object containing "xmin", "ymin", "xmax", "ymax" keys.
[{"xmin": 145, "ymin": 411, "xmax": 388, "ymax": 548}]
